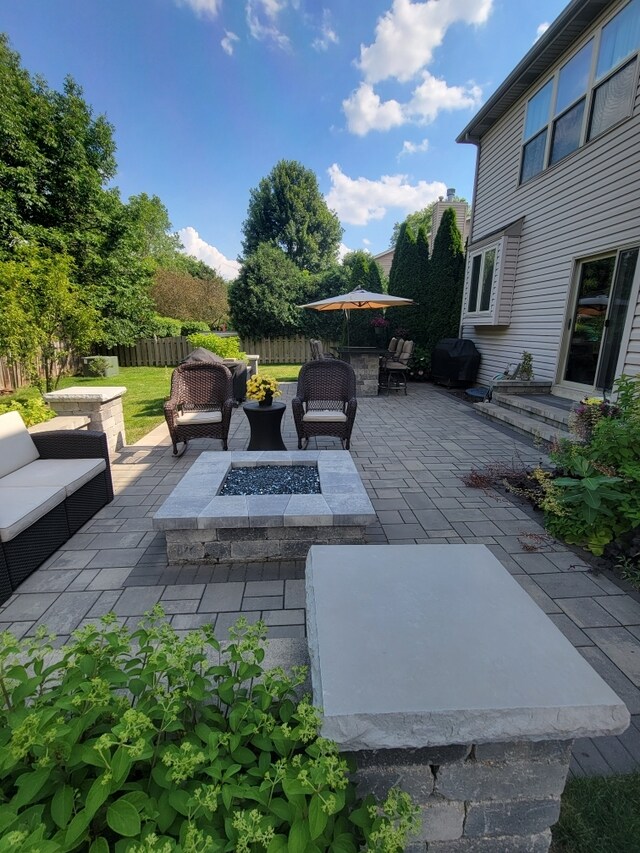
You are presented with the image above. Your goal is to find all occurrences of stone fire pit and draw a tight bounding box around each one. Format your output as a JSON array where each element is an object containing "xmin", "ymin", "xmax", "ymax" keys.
[{"xmin": 153, "ymin": 451, "xmax": 375, "ymax": 563}]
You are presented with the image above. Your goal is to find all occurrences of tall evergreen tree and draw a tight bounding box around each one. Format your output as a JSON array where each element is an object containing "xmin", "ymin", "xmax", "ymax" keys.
[
  {"xmin": 425, "ymin": 207, "xmax": 465, "ymax": 353},
  {"xmin": 387, "ymin": 223, "xmax": 422, "ymax": 339}
]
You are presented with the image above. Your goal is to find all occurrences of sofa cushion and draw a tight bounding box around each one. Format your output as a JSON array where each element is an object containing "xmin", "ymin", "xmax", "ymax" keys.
[
  {"xmin": 303, "ymin": 409, "xmax": 348, "ymax": 423},
  {"xmin": 178, "ymin": 410, "xmax": 222, "ymax": 424},
  {"xmin": 0, "ymin": 411, "xmax": 40, "ymax": 479},
  {"xmin": 0, "ymin": 485, "xmax": 67, "ymax": 542},
  {"xmin": 1, "ymin": 458, "xmax": 106, "ymax": 496}
]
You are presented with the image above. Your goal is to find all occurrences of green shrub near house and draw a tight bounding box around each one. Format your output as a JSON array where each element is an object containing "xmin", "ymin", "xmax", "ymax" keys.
[{"xmin": 535, "ymin": 374, "xmax": 640, "ymax": 556}]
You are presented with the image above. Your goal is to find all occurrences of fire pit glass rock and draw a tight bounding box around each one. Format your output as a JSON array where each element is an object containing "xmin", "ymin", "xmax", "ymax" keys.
[{"xmin": 219, "ymin": 464, "xmax": 321, "ymax": 496}]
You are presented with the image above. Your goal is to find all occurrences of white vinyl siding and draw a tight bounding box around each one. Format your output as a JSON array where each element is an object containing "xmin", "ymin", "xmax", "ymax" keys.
[{"xmin": 464, "ymin": 0, "xmax": 640, "ymax": 386}]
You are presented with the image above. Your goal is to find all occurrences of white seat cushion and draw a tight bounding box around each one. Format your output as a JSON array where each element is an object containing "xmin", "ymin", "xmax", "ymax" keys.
[
  {"xmin": 303, "ymin": 409, "xmax": 348, "ymax": 423},
  {"xmin": 0, "ymin": 458, "xmax": 106, "ymax": 497},
  {"xmin": 0, "ymin": 411, "xmax": 40, "ymax": 478},
  {"xmin": 0, "ymin": 485, "xmax": 67, "ymax": 542},
  {"xmin": 178, "ymin": 410, "xmax": 222, "ymax": 425}
]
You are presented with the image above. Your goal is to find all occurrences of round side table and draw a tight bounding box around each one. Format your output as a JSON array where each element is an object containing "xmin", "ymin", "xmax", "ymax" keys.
[{"xmin": 243, "ymin": 401, "xmax": 287, "ymax": 451}]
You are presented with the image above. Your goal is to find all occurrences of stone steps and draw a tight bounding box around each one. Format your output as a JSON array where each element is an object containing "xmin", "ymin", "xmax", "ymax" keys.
[
  {"xmin": 475, "ymin": 401, "xmax": 572, "ymax": 444},
  {"xmin": 491, "ymin": 393, "xmax": 572, "ymax": 431}
]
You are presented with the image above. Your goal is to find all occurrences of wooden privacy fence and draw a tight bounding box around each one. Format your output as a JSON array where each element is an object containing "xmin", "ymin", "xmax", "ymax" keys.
[
  {"xmin": 240, "ymin": 336, "xmax": 339, "ymax": 364},
  {"xmin": 1, "ymin": 348, "xmax": 80, "ymax": 393},
  {"xmin": 2, "ymin": 336, "xmax": 341, "ymax": 389},
  {"xmin": 98, "ymin": 336, "xmax": 339, "ymax": 367},
  {"xmin": 97, "ymin": 337, "xmax": 192, "ymax": 367}
]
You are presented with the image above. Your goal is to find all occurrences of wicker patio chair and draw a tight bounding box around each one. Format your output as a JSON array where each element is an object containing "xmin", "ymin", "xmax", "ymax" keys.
[
  {"xmin": 164, "ymin": 362, "xmax": 234, "ymax": 456},
  {"xmin": 292, "ymin": 359, "xmax": 357, "ymax": 450}
]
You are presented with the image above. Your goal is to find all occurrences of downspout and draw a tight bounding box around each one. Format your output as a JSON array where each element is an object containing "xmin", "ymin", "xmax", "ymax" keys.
[{"xmin": 458, "ymin": 133, "xmax": 481, "ymax": 339}]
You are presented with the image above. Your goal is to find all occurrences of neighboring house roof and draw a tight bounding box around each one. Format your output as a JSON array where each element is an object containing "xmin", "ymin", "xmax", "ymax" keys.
[
  {"xmin": 457, "ymin": 0, "xmax": 612, "ymax": 144},
  {"xmin": 373, "ymin": 248, "xmax": 395, "ymax": 276}
]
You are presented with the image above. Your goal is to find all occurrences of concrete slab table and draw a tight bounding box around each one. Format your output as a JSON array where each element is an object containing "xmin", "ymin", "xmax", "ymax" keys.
[{"xmin": 305, "ymin": 544, "xmax": 630, "ymax": 851}]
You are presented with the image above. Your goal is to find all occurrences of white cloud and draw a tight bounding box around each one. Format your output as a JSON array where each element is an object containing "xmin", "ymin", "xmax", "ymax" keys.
[
  {"xmin": 343, "ymin": 73, "xmax": 481, "ymax": 136},
  {"xmin": 325, "ymin": 164, "xmax": 447, "ymax": 226},
  {"xmin": 246, "ymin": 0, "xmax": 290, "ymax": 48},
  {"xmin": 175, "ymin": 0, "xmax": 222, "ymax": 18},
  {"xmin": 221, "ymin": 30, "xmax": 239, "ymax": 55},
  {"xmin": 342, "ymin": 83, "xmax": 404, "ymax": 136},
  {"xmin": 535, "ymin": 21, "xmax": 550, "ymax": 40},
  {"xmin": 312, "ymin": 9, "xmax": 339, "ymax": 51},
  {"xmin": 362, "ymin": 238, "xmax": 371, "ymax": 246},
  {"xmin": 399, "ymin": 137, "xmax": 429, "ymax": 156},
  {"xmin": 406, "ymin": 71, "xmax": 481, "ymax": 122},
  {"xmin": 359, "ymin": 0, "xmax": 493, "ymax": 84},
  {"xmin": 338, "ymin": 242, "xmax": 351, "ymax": 261},
  {"xmin": 178, "ymin": 227, "xmax": 241, "ymax": 281}
]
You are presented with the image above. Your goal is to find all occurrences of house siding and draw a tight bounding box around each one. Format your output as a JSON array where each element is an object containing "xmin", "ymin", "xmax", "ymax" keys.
[{"xmin": 463, "ymin": 0, "xmax": 640, "ymax": 386}]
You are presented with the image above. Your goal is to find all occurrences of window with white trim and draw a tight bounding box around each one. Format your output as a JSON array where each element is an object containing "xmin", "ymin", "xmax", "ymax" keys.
[
  {"xmin": 520, "ymin": 0, "xmax": 640, "ymax": 184},
  {"xmin": 466, "ymin": 244, "xmax": 498, "ymax": 314}
]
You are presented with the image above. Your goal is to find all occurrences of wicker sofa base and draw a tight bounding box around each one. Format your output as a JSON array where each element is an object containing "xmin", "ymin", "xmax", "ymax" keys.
[
  {"xmin": 0, "ymin": 429, "xmax": 114, "ymax": 605},
  {"xmin": 3, "ymin": 502, "xmax": 70, "ymax": 592}
]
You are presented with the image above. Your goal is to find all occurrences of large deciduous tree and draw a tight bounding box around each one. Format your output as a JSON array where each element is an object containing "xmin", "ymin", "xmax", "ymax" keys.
[
  {"xmin": 0, "ymin": 245, "xmax": 99, "ymax": 392},
  {"xmin": 152, "ymin": 269, "xmax": 228, "ymax": 329},
  {"xmin": 241, "ymin": 160, "xmax": 342, "ymax": 273},
  {"xmin": 228, "ymin": 244, "xmax": 305, "ymax": 339},
  {"xmin": 0, "ymin": 36, "xmax": 155, "ymax": 346}
]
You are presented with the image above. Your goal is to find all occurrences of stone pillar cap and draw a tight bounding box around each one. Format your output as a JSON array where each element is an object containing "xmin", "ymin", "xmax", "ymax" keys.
[
  {"xmin": 44, "ymin": 386, "xmax": 127, "ymax": 403},
  {"xmin": 305, "ymin": 544, "xmax": 630, "ymax": 750}
]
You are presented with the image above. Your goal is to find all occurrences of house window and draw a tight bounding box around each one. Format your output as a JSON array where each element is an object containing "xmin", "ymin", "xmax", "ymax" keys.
[
  {"xmin": 467, "ymin": 246, "xmax": 497, "ymax": 313},
  {"xmin": 520, "ymin": 0, "xmax": 640, "ymax": 183}
]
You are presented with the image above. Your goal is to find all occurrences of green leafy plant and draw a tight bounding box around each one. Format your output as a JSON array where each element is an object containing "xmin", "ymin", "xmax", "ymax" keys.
[
  {"xmin": 0, "ymin": 396, "xmax": 56, "ymax": 427},
  {"xmin": 187, "ymin": 333, "xmax": 246, "ymax": 361},
  {"xmin": 516, "ymin": 351, "xmax": 533, "ymax": 381},
  {"xmin": 408, "ymin": 346, "xmax": 430, "ymax": 380},
  {"xmin": 0, "ymin": 610, "xmax": 418, "ymax": 852},
  {"xmin": 179, "ymin": 321, "xmax": 210, "ymax": 337},
  {"xmin": 148, "ymin": 315, "xmax": 183, "ymax": 338},
  {"xmin": 84, "ymin": 357, "xmax": 110, "ymax": 378}
]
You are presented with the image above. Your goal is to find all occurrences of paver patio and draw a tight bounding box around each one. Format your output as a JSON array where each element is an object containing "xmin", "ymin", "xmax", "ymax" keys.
[{"xmin": 1, "ymin": 382, "xmax": 640, "ymax": 777}]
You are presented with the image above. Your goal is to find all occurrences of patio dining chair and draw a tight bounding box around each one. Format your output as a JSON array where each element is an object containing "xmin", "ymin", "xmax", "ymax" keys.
[
  {"xmin": 164, "ymin": 362, "xmax": 235, "ymax": 456},
  {"xmin": 379, "ymin": 340, "xmax": 414, "ymax": 395},
  {"xmin": 292, "ymin": 359, "xmax": 357, "ymax": 450}
]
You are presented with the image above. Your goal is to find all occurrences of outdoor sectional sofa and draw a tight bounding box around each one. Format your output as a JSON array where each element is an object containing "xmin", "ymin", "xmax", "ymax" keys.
[{"xmin": 0, "ymin": 411, "xmax": 114, "ymax": 605}]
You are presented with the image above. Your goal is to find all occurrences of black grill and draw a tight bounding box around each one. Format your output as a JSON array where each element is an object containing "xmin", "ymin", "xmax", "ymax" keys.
[{"xmin": 431, "ymin": 338, "xmax": 481, "ymax": 387}]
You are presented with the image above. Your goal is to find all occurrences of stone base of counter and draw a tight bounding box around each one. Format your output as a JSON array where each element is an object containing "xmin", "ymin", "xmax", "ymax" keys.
[{"xmin": 348, "ymin": 741, "xmax": 570, "ymax": 851}]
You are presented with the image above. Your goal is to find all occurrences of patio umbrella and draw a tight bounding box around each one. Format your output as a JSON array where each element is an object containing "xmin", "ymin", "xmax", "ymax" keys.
[{"xmin": 299, "ymin": 287, "xmax": 416, "ymax": 346}]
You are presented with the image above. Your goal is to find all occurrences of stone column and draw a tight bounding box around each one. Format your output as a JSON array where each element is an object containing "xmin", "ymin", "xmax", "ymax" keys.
[
  {"xmin": 305, "ymin": 543, "xmax": 630, "ymax": 852},
  {"xmin": 44, "ymin": 386, "xmax": 127, "ymax": 454}
]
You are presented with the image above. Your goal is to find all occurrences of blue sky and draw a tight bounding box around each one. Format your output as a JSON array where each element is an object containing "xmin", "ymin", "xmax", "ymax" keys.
[{"xmin": 2, "ymin": 0, "xmax": 567, "ymax": 278}]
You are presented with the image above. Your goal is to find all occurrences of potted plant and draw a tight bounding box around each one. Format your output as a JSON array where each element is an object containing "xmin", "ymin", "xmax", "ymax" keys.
[
  {"xmin": 370, "ymin": 315, "xmax": 390, "ymax": 347},
  {"xmin": 246, "ymin": 373, "xmax": 281, "ymax": 407}
]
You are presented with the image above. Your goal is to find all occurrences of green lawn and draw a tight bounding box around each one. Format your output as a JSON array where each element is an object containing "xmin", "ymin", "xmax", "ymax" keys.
[
  {"xmin": 5, "ymin": 364, "xmax": 302, "ymax": 444},
  {"xmin": 552, "ymin": 773, "xmax": 640, "ymax": 853}
]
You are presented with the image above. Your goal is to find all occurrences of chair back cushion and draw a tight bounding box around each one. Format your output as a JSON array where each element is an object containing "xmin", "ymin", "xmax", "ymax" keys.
[
  {"xmin": 0, "ymin": 411, "xmax": 40, "ymax": 479},
  {"xmin": 387, "ymin": 337, "xmax": 398, "ymax": 355},
  {"xmin": 398, "ymin": 340, "xmax": 414, "ymax": 363}
]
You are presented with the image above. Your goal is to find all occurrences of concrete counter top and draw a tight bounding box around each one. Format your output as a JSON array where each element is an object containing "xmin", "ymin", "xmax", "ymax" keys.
[{"xmin": 306, "ymin": 544, "xmax": 630, "ymax": 750}]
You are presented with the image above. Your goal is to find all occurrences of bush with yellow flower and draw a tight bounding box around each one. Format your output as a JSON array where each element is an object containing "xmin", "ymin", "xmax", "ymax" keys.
[{"xmin": 246, "ymin": 374, "xmax": 281, "ymax": 404}]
